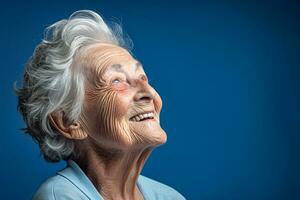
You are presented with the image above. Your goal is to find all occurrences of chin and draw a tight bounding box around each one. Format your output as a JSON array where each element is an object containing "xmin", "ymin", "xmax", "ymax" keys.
[
  {"xmin": 141, "ymin": 128, "xmax": 167, "ymax": 148},
  {"xmin": 130, "ymin": 121, "xmax": 166, "ymax": 142},
  {"xmin": 153, "ymin": 131, "xmax": 167, "ymax": 146}
]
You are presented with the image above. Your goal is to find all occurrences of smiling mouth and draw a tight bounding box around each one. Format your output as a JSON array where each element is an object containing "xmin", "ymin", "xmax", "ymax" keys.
[{"xmin": 129, "ymin": 111, "xmax": 155, "ymax": 122}]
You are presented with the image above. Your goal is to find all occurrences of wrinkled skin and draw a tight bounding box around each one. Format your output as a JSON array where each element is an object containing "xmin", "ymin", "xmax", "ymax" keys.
[
  {"xmin": 71, "ymin": 43, "xmax": 167, "ymax": 200},
  {"xmin": 81, "ymin": 44, "xmax": 166, "ymax": 149}
]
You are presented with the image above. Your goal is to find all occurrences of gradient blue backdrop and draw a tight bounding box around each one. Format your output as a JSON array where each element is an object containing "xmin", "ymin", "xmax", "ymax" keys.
[{"xmin": 1, "ymin": 1, "xmax": 299, "ymax": 199}]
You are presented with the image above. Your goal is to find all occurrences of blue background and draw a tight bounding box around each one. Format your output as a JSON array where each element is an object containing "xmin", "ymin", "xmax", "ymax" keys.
[{"xmin": 1, "ymin": 1, "xmax": 299, "ymax": 199}]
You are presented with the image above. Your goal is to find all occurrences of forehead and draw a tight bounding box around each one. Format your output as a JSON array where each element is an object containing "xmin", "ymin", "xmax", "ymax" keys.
[{"xmin": 79, "ymin": 43, "xmax": 141, "ymax": 75}]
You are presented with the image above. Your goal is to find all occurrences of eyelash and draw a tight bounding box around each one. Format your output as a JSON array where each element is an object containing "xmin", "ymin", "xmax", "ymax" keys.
[
  {"xmin": 110, "ymin": 74, "xmax": 148, "ymax": 85},
  {"xmin": 139, "ymin": 74, "xmax": 148, "ymax": 81},
  {"xmin": 111, "ymin": 78, "xmax": 124, "ymax": 85}
]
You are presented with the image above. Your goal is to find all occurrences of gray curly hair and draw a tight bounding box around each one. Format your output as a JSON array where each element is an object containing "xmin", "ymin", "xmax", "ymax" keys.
[{"xmin": 15, "ymin": 10, "xmax": 131, "ymax": 162}]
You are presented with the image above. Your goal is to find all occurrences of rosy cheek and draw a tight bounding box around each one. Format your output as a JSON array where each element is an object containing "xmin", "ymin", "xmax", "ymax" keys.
[
  {"xmin": 114, "ymin": 93, "xmax": 132, "ymax": 117},
  {"xmin": 111, "ymin": 82, "xmax": 129, "ymax": 91},
  {"xmin": 111, "ymin": 84, "xmax": 133, "ymax": 117}
]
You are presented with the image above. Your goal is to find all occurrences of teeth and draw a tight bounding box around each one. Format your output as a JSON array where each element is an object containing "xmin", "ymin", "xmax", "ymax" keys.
[{"xmin": 131, "ymin": 112, "xmax": 154, "ymax": 122}]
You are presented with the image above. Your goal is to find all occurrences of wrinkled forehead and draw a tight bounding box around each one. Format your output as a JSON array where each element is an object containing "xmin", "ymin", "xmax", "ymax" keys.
[{"xmin": 76, "ymin": 43, "xmax": 134, "ymax": 78}]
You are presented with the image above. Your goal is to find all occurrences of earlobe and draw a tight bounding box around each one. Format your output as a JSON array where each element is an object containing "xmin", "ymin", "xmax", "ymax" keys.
[
  {"xmin": 70, "ymin": 122, "xmax": 88, "ymax": 140},
  {"xmin": 49, "ymin": 112, "xmax": 87, "ymax": 140}
]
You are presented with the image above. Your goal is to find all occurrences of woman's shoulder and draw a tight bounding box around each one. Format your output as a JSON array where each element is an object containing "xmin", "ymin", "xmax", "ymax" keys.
[
  {"xmin": 32, "ymin": 175, "xmax": 88, "ymax": 200},
  {"xmin": 138, "ymin": 175, "xmax": 186, "ymax": 200}
]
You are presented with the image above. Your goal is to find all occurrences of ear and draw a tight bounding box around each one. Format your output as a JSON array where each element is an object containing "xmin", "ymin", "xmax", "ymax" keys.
[{"xmin": 49, "ymin": 111, "xmax": 87, "ymax": 140}]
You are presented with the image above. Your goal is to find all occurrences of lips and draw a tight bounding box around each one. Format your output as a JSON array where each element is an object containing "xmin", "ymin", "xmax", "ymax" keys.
[{"xmin": 129, "ymin": 111, "xmax": 155, "ymax": 122}]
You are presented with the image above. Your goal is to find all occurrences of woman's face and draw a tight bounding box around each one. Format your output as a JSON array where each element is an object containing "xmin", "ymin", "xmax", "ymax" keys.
[{"xmin": 80, "ymin": 44, "xmax": 167, "ymax": 150}]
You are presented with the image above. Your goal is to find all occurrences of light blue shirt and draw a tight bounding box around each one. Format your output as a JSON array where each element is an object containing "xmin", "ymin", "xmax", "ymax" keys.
[{"xmin": 33, "ymin": 160, "xmax": 186, "ymax": 200}]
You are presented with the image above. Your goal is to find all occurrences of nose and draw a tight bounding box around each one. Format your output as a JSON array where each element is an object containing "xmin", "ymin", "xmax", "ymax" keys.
[
  {"xmin": 133, "ymin": 80, "xmax": 154, "ymax": 103},
  {"xmin": 134, "ymin": 91, "xmax": 153, "ymax": 103}
]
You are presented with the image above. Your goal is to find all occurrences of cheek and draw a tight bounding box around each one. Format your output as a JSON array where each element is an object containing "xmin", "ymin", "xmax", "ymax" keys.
[
  {"xmin": 114, "ymin": 92, "xmax": 132, "ymax": 118},
  {"xmin": 91, "ymin": 90, "xmax": 127, "ymax": 142},
  {"xmin": 95, "ymin": 90, "xmax": 118, "ymax": 133},
  {"xmin": 110, "ymin": 83, "xmax": 132, "ymax": 117},
  {"xmin": 97, "ymin": 90, "xmax": 135, "ymax": 146}
]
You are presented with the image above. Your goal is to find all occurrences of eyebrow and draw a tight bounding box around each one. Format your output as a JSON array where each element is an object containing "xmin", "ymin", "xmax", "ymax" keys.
[
  {"xmin": 135, "ymin": 61, "xmax": 143, "ymax": 71},
  {"xmin": 110, "ymin": 63, "xmax": 122, "ymax": 71}
]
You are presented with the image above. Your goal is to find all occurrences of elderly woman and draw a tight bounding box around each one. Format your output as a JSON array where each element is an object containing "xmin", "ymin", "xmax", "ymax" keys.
[{"xmin": 16, "ymin": 10, "xmax": 186, "ymax": 200}]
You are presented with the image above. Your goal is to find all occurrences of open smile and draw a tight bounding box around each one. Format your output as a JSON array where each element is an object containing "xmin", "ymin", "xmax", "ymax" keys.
[{"xmin": 129, "ymin": 111, "xmax": 155, "ymax": 122}]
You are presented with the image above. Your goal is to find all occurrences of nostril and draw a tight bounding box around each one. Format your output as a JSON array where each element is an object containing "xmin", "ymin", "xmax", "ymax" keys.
[
  {"xmin": 140, "ymin": 96, "xmax": 151, "ymax": 101},
  {"xmin": 136, "ymin": 92, "xmax": 153, "ymax": 102}
]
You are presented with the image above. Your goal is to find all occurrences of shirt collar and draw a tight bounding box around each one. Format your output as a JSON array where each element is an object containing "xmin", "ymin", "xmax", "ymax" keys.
[{"xmin": 57, "ymin": 160, "xmax": 104, "ymax": 200}]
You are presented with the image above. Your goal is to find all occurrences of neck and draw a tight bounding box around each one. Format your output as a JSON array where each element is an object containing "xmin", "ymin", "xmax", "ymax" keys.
[{"xmin": 74, "ymin": 142, "xmax": 153, "ymax": 200}]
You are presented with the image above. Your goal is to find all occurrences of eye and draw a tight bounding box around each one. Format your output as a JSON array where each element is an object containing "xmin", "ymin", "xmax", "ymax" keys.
[
  {"xmin": 139, "ymin": 74, "xmax": 148, "ymax": 82},
  {"xmin": 111, "ymin": 78, "xmax": 123, "ymax": 85}
]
